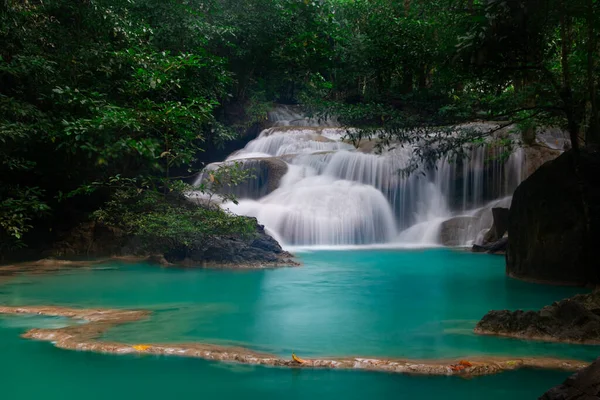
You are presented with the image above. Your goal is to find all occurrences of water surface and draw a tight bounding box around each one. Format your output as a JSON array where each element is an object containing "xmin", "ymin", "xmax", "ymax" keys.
[
  {"xmin": 0, "ymin": 249, "xmax": 593, "ymax": 361},
  {"xmin": 0, "ymin": 315, "xmax": 571, "ymax": 400}
]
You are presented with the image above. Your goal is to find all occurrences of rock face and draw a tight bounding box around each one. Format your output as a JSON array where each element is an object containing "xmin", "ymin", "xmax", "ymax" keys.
[
  {"xmin": 440, "ymin": 217, "xmax": 477, "ymax": 246},
  {"xmin": 507, "ymin": 149, "xmax": 600, "ymax": 285},
  {"xmin": 523, "ymin": 145, "xmax": 562, "ymax": 180},
  {"xmin": 179, "ymin": 223, "xmax": 297, "ymax": 267},
  {"xmin": 51, "ymin": 219, "xmax": 297, "ymax": 269},
  {"xmin": 475, "ymin": 291, "xmax": 600, "ymax": 344},
  {"xmin": 472, "ymin": 237, "xmax": 508, "ymax": 254},
  {"xmin": 541, "ymin": 357, "xmax": 600, "ymax": 399},
  {"xmin": 439, "ymin": 216, "xmax": 478, "ymax": 246},
  {"xmin": 199, "ymin": 157, "xmax": 288, "ymax": 200},
  {"xmin": 482, "ymin": 208, "xmax": 509, "ymax": 244}
]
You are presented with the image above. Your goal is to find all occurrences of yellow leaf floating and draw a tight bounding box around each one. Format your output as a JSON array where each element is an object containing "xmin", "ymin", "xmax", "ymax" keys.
[
  {"xmin": 292, "ymin": 353, "xmax": 306, "ymax": 364},
  {"xmin": 133, "ymin": 345, "xmax": 151, "ymax": 352}
]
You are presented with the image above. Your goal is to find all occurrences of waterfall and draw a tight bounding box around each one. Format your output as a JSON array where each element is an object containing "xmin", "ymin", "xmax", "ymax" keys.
[{"xmin": 193, "ymin": 107, "xmax": 543, "ymax": 248}]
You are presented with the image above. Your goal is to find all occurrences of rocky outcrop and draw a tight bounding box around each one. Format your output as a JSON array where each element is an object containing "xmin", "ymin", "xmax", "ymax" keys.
[
  {"xmin": 472, "ymin": 237, "xmax": 508, "ymax": 254},
  {"xmin": 482, "ymin": 208, "xmax": 509, "ymax": 244},
  {"xmin": 507, "ymin": 149, "xmax": 600, "ymax": 285},
  {"xmin": 475, "ymin": 291, "xmax": 600, "ymax": 344},
  {"xmin": 50, "ymin": 219, "xmax": 297, "ymax": 269},
  {"xmin": 541, "ymin": 357, "xmax": 600, "ymax": 399},
  {"xmin": 198, "ymin": 157, "xmax": 288, "ymax": 200},
  {"xmin": 174, "ymin": 223, "xmax": 297, "ymax": 268},
  {"xmin": 523, "ymin": 145, "xmax": 562, "ymax": 180},
  {"xmin": 439, "ymin": 216, "xmax": 478, "ymax": 246},
  {"xmin": 472, "ymin": 207, "xmax": 509, "ymax": 254}
]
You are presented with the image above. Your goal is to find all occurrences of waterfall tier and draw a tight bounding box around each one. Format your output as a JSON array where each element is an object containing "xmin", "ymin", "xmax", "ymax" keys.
[{"xmin": 194, "ymin": 108, "xmax": 564, "ymax": 247}]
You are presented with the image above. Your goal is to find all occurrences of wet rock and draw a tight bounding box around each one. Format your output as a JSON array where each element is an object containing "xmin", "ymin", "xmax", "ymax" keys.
[
  {"xmin": 439, "ymin": 217, "xmax": 478, "ymax": 246},
  {"xmin": 472, "ymin": 237, "xmax": 508, "ymax": 254},
  {"xmin": 475, "ymin": 291, "xmax": 600, "ymax": 344},
  {"xmin": 482, "ymin": 208, "xmax": 509, "ymax": 244},
  {"xmin": 184, "ymin": 222, "xmax": 298, "ymax": 268},
  {"xmin": 507, "ymin": 149, "xmax": 600, "ymax": 285},
  {"xmin": 198, "ymin": 157, "xmax": 288, "ymax": 200},
  {"xmin": 541, "ymin": 357, "xmax": 600, "ymax": 399}
]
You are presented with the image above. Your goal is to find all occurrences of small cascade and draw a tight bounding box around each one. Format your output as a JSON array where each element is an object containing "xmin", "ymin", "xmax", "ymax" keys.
[
  {"xmin": 193, "ymin": 106, "xmax": 558, "ymax": 247},
  {"xmin": 228, "ymin": 176, "xmax": 397, "ymax": 245}
]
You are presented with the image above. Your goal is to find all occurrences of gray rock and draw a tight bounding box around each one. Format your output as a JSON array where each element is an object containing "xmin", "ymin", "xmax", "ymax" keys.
[
  {"xmin": 199, "ymin": 157, "xmax": 288, "ymax": 200},
  {"xmin": 523, "ymin": 145, "xmax": 562, "ymax": 180},
  {"xmin": 482, "ymin": 207, "xmax": 510, "ymax": 244},
  {"xmin": 439, "ymin": 216, "xmax": 478, "ymax": 246}
]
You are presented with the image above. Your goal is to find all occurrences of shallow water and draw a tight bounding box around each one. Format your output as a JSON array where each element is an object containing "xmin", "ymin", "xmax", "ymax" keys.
[
  {"xmin": 0, "ymin": 249, "xmax": 595, "ymax": 362},
  {"xmin": 0, "ymin": 315, "xmax": 572, "ymax": 400}
]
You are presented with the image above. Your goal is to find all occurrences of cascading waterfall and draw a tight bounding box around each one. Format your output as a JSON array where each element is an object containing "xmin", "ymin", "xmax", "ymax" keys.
[{"xmin": 194, "ymin": 107, "xmax": 540, "ymax": 248}]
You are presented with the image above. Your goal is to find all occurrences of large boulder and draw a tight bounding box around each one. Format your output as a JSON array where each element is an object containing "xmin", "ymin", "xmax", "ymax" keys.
[
  {"xmin": 507, "ymin": 149, "xmax": 600, "ymax": 285},
  {"xmin": 472, "ymin": 237, "xmax": 508, "ymax": 254},
  {"xmin": 439, "ymin": 216, "xmax": 478, "ymax": 246},
  {"xmin": 482, "ymin": 207, "xmax": 510, "ymax": 244},
  {"xmin": 541, "ymin": 357, "xmax": 600, "ymax": 399},
  {"xmin": 523, "ymin": 145, "xmax": 562, "ymax": 180},
  {"xmin": 199, "ymin": 157, "xmax": 288, "ymax": 200}
]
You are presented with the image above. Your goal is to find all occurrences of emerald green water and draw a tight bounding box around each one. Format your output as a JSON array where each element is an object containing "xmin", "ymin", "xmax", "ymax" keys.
[
  {"xmin": 0, "ymin": 315, "xmax": 572, "ymax": 400},
  {"xmin": 0, "ymin": 249, "xmax": 596, "ymax": 399}
]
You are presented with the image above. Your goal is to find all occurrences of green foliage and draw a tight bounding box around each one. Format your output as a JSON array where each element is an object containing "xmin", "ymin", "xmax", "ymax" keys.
[
  {"xmin": 93, "ymin": 188, "xmax": 255, "ymax": 255},
  {"xmin": 195, "ymin": 161, "xmax": 257, "ymax": 205},
  {"xmin": 0, "ymin": 0, "xmax": 235, "ymax": 250}
]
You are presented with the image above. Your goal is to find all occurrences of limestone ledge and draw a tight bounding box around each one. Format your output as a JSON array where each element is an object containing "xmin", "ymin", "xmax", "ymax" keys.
[
  {"xmin": 0, "ymin": 305, "xmax": 589, "ymax": 377},
  {"xmin": 0, "ymin": 255, "xmax": 300, "ymax": 285}
]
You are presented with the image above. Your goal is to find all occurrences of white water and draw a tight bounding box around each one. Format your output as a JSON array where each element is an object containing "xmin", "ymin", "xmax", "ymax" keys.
[{"xmin": 194, "ymin": 108, "xmax": 540, "ymax": 247}]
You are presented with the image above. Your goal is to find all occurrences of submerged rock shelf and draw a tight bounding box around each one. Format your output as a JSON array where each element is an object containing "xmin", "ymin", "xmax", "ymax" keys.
[
  {"xmin": 0, "ymin": 305, "xmax": 589, "ymax": 377},
  {"xmin": 0, "ymin": 255, "xmax": 300, "ymax": 286}
]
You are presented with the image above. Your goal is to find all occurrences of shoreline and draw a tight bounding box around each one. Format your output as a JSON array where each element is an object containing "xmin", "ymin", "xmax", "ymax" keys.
[
  {"xmin": 0, "ymin": 255, "xmax": 301, "ymax": 282},
  {"xmin": 0, "ymin": 305, "xmax": 589, "ymax": 377}
]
